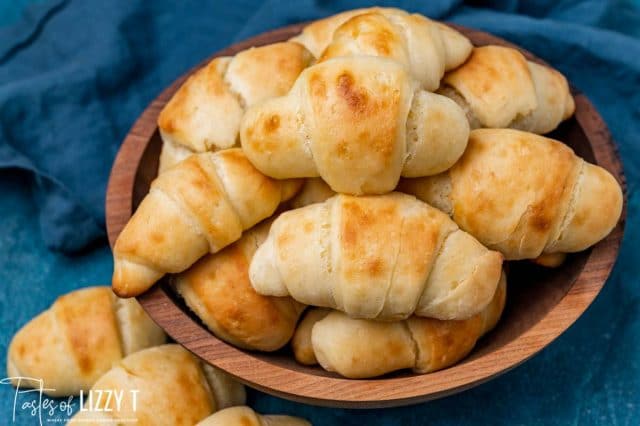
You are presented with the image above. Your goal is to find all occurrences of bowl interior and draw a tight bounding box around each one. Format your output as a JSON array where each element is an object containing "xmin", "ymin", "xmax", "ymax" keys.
[
  {"xmin": 106, "ymin": 23, "xmax": 625, "ymax": 408},
  {"xmin": 134, "ymin": 118, "xmax": 592, "ymax": 375}
]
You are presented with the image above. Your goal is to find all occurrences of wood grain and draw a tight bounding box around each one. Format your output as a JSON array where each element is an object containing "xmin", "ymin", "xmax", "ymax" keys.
[{"xmin": 105, "ymin": 23, "xmax": 626, "ymax": 408}]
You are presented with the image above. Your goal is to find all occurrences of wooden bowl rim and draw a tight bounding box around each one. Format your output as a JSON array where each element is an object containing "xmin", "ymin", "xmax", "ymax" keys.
[{"xmin": 105, "ymin": 22, "xmax": 626, "ymax": 408}]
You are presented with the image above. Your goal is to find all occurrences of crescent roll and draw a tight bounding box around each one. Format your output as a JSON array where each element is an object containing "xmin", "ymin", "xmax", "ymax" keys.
[
  {"xmin": 197, "ymin": 406, "xmax": 311, "ymax": 426},
  {"xmin": 112, "ymin": 149, "xmax": 301, "ymax": 298},
  {"xmin": 157, "ymin": 42, "xmax": 313, "ymax": 172},
  {"xmin": 317, "ymin": 10, "xmax": 472, "ymax": 90},
  {"xmin": 438, "ymin": 45, "xmax": 575, "ymax": 134},
  {"xmin": 293, "ymin": 273, "xmax": 506, "ymax": 378},
  {"xmin": 288, "ymin": 178, "xmax": 336, "ymax": 209},
  {"xmin": 174, "ymin": 220, "xmax": 305, "ymax": 351},
  {"xmin": 250, "ymin": 193, "xmax": 503, "ymax": 321},
  {"xmin": 6, "ymin": 286, "xmax": 165, "ymax": 397},
  {"xmin": 291, "ymin": 308, "xmax": 330, "ymax": 365},
  {"xmin": 241, "ymin": 56, "xmax": 469, "ymax": 194},
  {"xmin": 291, "ymin": 7, "xmax": 471, "ymax": 73},
  {"xmin": 69, "ymin": 344, "xmax": 245, "ymax": 425},
  {"xmin": 399, "ymin": 129, "xmax": 623, "ymax": 260}
]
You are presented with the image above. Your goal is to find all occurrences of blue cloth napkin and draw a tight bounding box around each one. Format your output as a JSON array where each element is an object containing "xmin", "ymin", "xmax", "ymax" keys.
[{"xmin": 0, "ymin": 1, "xmax": 639, "ymax": 425}]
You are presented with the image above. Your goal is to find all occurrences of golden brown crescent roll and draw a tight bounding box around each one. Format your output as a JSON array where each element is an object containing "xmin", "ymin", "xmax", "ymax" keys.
[
  {"xmin": 318, "ymin": 10, "xmax": 472, "ymax": 90},
  {"xmin": 197, "ymin": 406, "xmax": 311, "ymax": 426},
  {"xmin": 112, "ymin": 149, "xmax": 302, "ymax": 298},
  {"xmin": 241, "ymin": 56, "xmax": 469, "ymax": 194},
  {"xmin": 399, "ymin": 129, "xmax": 623, "ymax": 260},
  {"xmin": 174, "ymin": 220, "xmax": 305, "ymax": 351},
  {"xmin": 69, "ymin": 344, "xmax": 245, "ymax": 425},
  {"xmin": 532, "ymin": 252, "xmax": 568, "ymax": 268},
  {"xmin": 290, "ymin": 7, "xmax": 382, "ymax": 57},
  {"xmin": 295, "ymin": 273, "xmax": 506, "ymax": 378},
  {"xmin": 157, "ymin": 42, "xmax": 313, "ymax": 172},
  {"xmin": 250, "ymin": 193, "xmax": 503, "ymax": 321},
  {"xmin": 291, "ymin": 7, "xmax": 471, "ymax": 71},
  {"xmin": 6, "ymin": 287, "xmax": 165, "ymax": 397},
  {"xmin": 438, "ymin": 46, "xmax": 575, "ymax": 134}
]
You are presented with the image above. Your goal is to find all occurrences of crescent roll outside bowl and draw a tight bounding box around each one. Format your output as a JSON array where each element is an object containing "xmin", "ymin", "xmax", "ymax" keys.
[
  {"xmin": 173, "ymin": 220, "xmax": 305, "ymax": 352},
  {"xmin": 438, "ymin": 45, "xmax": 575, "ymax": 134},
  {"xmin": 7, "ymin": 287, "xmax": 165, "ymax": 397}
]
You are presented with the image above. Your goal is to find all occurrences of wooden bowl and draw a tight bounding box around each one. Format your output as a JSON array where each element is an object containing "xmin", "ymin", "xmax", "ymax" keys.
[{"xmin": 105, "ymin": 23, "xmax": 626, "ymax": 408}]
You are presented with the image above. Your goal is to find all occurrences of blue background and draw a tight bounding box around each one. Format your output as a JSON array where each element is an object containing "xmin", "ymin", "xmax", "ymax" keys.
[{"xmin": 0, "ymin": 0, "xmax": 639, "ymax": 424}]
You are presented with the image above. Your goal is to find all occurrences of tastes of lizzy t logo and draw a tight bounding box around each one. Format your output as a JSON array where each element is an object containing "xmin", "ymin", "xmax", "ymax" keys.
[{"xmin": 1, "ymin": 376, "xmax": 139, "ymax": 424}]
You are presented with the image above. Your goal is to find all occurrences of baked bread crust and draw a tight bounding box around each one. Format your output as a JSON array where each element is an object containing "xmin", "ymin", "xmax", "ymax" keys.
[
  {"xmin": 174, "ymin": 221, "xmax": 305, "ymax": 351},
  {"xmin": 241, "ymin": 56, "xmax": 469, "ymax": 194},
  {"xmin": 440, "ymin": 46, "xmax": 575, "ymax": 133},
  {"xmin": 157, "ymin": 42, "xmax": 313, "ymax": 171},
  {"xmin": 112, "ymin": 149, "xmax": 301, "ymax": 297},
  {"xmin": 250, "ymin": 193, "xmax": 502, "ymax": 321},
  {"xmin": 7, "ymin": 287, "xmax": 165, "ymax": 396},
  {"xmin": 69, "ymin": 345, "xmax": 245, "ymax": 425},
  {"xmin": 292, "ymin": 274, "xmax": 506, "ymax": 378},
  {"xmin": 400, "ymin": 129, "xmax": 623, "ymax": 260}
]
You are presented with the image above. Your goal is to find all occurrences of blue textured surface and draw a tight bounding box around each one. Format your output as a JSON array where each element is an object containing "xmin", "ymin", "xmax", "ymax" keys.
[{"xmin": 0, "ymin": 0, "xmax": 638, "ymax": 424}]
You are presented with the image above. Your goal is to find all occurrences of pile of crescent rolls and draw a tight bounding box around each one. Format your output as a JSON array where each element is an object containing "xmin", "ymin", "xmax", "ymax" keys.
[
  {"xmin": 6, "ymin": 287, "xmax": 310, "ymax": 424},
  {"xmin": 111, "ymin": 6, "xmax": 623, "ymax": 380},
  {"xmin": 7, "ymin": 9, "xmax": 621, "ymax": 423}
]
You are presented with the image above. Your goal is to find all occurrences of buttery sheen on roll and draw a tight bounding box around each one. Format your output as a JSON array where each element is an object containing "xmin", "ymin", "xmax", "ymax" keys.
[
  {"xmin": 240, "ymin": 56, "xmax": 469, "ymax": 195},
  {"xmin": 399, "ymin": 128, "xmax": 623, "ymax": 260},
  {"xmin": 112, "ymin": 149, "xmax": 301, "ymax": 298},
  {"xmin": 250, "ymin": 193, "xmax": 503, "ymax": 321},
  {"xmin": 7, "ymin": 287, "xmax": 165, "ymax": 397},
  {"xmin": 288, "ymin": 178, "xmax": 337, "ymax": 209},
  {"xmin": 157, "ymin": 42, "xmax": 313, "ymax": 172},
  {"xmin": 69, "ymin": 345, "xmax": 245, "ymax": 426},
  {"xmin": 291, "ymin": 7, "xmax": 471, "ymax": 74},
  {"xmin": 315, "ymin": 9, "xmax": 472, "ymax": 90},
  {"xmin": 197, "ymin": 406, "xmax": 311, "ymax": 426},
  {"xmin": 438, "ymin": 45, "xmax": 575, "ymax": 134}
]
